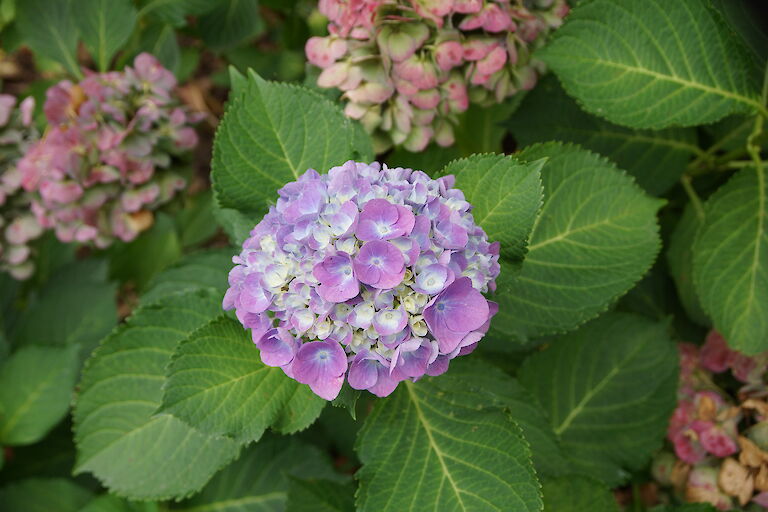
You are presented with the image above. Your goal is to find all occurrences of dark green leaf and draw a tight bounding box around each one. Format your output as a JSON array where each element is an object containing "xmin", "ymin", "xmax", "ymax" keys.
[
  {"xmin": 142, "ymin": 249, "xmax": 232, "ymax": 303},
  {"xmin": 0, "ymin": 345, "xmax": 79, "ymax": 445},
  {"xmin": 667, "ymin": 204, "xmax": 710, "ymax": 326},
  {"xmin": 137, "ymin": 23, "xmax": 179, "ymax": 73},
  {"xmin": 542, "ymin": 476, "xmax": 619, "ymax": 512},
  {"xmin": 16, "ymin": 0, "xmax": 81, "ymax": 77},
  {"xmin": 0, "ymin": 478, "xmax": 93, "ymax": 512},
  {"xmin": 76, "ymin": 0, "xmax": 137, "ymax": 71},
  {"xmin": 198, "ymin": 0, "xmax": 263, "ymax": 51},
  {"xmin": 286, "ymin": 479, "xmax": 355, "ymax": 512},
  {"xmin": 507, "ymin": 76, "xmax": 700, "ymax": 195},
  {"xmin": 519, "ymin": 313, "xmax": 678, "ymax": 485},
  {"xmin": 540, "ymin": 0, "xmax": 764, "ymax": 128},
  {"xmin": 81, "ymin": 495, "xmax": 160, "ymax": 512}
]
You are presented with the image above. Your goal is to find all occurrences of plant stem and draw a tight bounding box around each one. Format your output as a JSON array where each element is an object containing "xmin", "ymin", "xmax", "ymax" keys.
[{"xmin": 681, "ymin": 174, "xmax": 705, "ymax": 220}]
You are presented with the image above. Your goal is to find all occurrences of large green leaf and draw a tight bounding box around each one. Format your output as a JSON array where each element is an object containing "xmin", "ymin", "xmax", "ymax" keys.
[
  {"xmin": 136, "ymin": 23, "xmax": 180, "ymax": 73},
  {"xmin": 693, "ymin": 167, "xmax": 768, "ymax": 354},
  {"xmin": 0, "ymin": 345, "xmax": 79, "ymax": 446},
  {"xmin": 16, "ymin": 0, "xmax": 81, "ymax": 77},
  {"xmin": 286, "ymin": 479, "xmax": 355, "ymax": 512},
  {"xmin": 162, "ymin": 316, "xmax": 325, "ymax": 442},
  {"xmin": 518, "ymin": 313, "xmax": 678, "ymax": 486},
  {"xmin": 75, "ymin": 0, "xmax": 137, "ymax": 71},
  {"xmin": 440, "ymin": 154, "xmax": 544, "ymax": 266},
  {"xmin": 355, "ymin": 362, "xmax": 541, "ymax": 512},
  {"xmin": 10, "ymin": 260, "xmax": 117, "ymax": 353},
  {"xmin": 73, "ymin": 290, "xmax": 240, "ymax": 500},
  {"xmin": 542, "ymin": 476, "xmax": 619, "ymax": 512},
  {"xmin": 667, "ymin": 204, "xmax": 710, "ymax": 326},
  {"xmin": 142, "ymin": 248, "xmax": 232, "ymax": 303},
  {"xmin": 490, "ymin": 143, "xmax": 662, "ymax": 342},
  {"xmin": 174, "ymin": 435, "xmax": 342, "ymax": 511},
  {"xmin": 539, "ymin": 0, "xmax": 764, "ymax": 129},
  {"xmin": 137, "ymin": 0, "xmax": 218, "ymax": 26},
  {"xmin": 198, "ymin": 0, "xmax": 263, "ymax": 51},
  {"xmin": 0, "ymin": 478, "xmax": 93, "ymax": 512},
  {"xmin": 506, "ymin": 76, "xmax": 700, "ymax": 195},
  {"xmin": 212, "ymin": 70, "xmax": 373, "ymax": 216}
]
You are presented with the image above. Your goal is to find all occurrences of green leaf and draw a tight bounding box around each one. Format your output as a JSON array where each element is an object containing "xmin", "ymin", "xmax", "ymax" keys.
[
  {"xmin": 75, "ymin": 0, "xmax": 137, "ymax": 71},
  {"xmin": 174, "ymin": 435, "xmax": 342, "ymax": 511},
  {"xmin": 331, "ymin": 382, "xmax": 360, "ymax": 420},
  {"xmin": 176, "ymin": 191, "xmax": 219, "ymax": 248},
  {"xmin": 439, "ymin": 154, "xmax": 544, "ymax": 267},
  {"xmin": 0, "ymin": 478, "xmax": 93, "ymax": 512},
  {"xmin": 212, "ymin": 199, "xmax": 257, "ymax": 245},
  {"xmin": 162, "ymin": 316, "xmax": 325, "ymax": 442},
  {"xmin": 137, "ymin": 0, "xmax": 218, "ymax": 26},
  {"xmin": 388, "ymin": 145, "xmax": 462, "ymax": 176},
  {"xmin": 491, "ymin": 142, "xmax": 662, "ymax": 342},
  {"xmin": 16, "ymin": 0, "xmax": 81, "ymax": 77},
  {"xmin": 443, "ymin": 359, "xmax": 571, "ymax": 479},
  {"xmin": 81, "ymin": 495, "xmax": 160, "ymax": 512},
  {"xmin": 453, "ymin": 98, "xmax": 523, "ymax": 155},
  {"xmin": 286, "ymin": 479, "xmax": 355, "ymax": 512},
  {"xmin": 519, "ymin": 313, "xmax": 678, "ymax": 485},
  {"xmin": 142, "ymin": 248, "xmax": 232, "ymax": 303},
  {"xmin": 109, "ymin": 213, "xmax": 182, "ymax": 291},
  {"xmin": 10, "ymin": 260, "xmax": 117, "ymax": 353},
  {"xmin": 649, "ymin": 505, "xmax": 717, "ymax": 512},
  {"xmin": 667, "ymin": 204, "xmax": 710, "ymax": 326},
  {"xmin": 539, "ymin": 0, "xmax": 765, "ymax": 128},
  {"xmin": 212, "ymin": 70, "xmax": 373, "ymax": 216},
  {"xmin": 137, "ymin": 23, "xmax": 179, "ymax": 73},
  {"xmin": 542, "ymin": 476, "xmax": 619, "ymax": 512},
  {"xmin": 355, "ymin": 365, "xmax": 542, "ymax": 512},
  {"xmin": 198, "ymin": 0, "xmax": 263, "ymax": 51},
  {"xmin": 506, "ymin": 76, "xmax": 700, "ymax": 195},
  {"xmin": 693, "ymin": 167, "xmax": 768, "ymax": 354},
  {"xmin": 73, "ymin": 290, "xmax": 240, "ymax": 500},
  {"xmin": 0, "ymin": 345, "xmax": 79, "ymax": 445}
]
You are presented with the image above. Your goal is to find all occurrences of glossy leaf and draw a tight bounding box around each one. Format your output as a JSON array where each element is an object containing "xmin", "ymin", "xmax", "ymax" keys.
[
  {"xmin": 162, "ymin": 316, "xmax": 325, "ymax": 442},
  {"xmin": 693, "ymin": 167, "xmax": 768, "ymax": 353},
  {"xmin": 73, "ymin": 290, "xmax": 240, "ymax": 500},
  {"xmin": 519, "ymin": 313, "xmax": 678, "ymax": 485},
  {"xmin": 540, "ymin": 0, "xmax": 764, "ymax": 128}
]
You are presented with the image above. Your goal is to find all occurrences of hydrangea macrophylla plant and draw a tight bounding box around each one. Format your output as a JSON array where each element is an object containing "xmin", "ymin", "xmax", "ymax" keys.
[
  {"xmin": 306, "ymin": 0, "xmax": 569, "ymax": 152},
  {"xmin": 17, "ymin": 53, "xmax": 200, "ymax": 248},
  {"xmin": 223, "ymin": 160, "xmax": 499, "ymax": 400},
  {"xmin": 0, "ymin": 95, "xmax": 42, "ymax": 279},
  {"xmin": 653, "ymin": 332, "xmax": 768, "ymax": 510}
]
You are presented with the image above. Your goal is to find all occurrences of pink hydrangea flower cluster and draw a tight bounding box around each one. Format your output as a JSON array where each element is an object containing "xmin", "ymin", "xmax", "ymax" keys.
[
  {"xmin": 306, "ymin": 0, "xmax": 569, "ymax": 152},
  {"xmin": 224, "ymin": 161, "xmax": 499, "ymax": 400},
  {"xmin": 17, "ymin": 53, "xmax": 199, "ymax": 248},
  {"xmin": 653, "ymin": 332, "xmax": 768, "ymax": 510},
  {"xmin": 0, "ymin": 95, "xmax": 43, "ymax": 279}
]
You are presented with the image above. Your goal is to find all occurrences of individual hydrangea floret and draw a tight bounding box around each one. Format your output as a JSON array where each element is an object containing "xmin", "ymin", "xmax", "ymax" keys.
[
  {"xmin": 306, "ymin": 0, "xmax": 569, "ymax": 152},
  {"xmin": 652, "ymin": 332, "xmax": 768, "ymax": 510},
  {"xmin": 0, "ymin": 94, "xmax": 42, "ymax": 279},
  {"xmin": 17, "ymin": 53, "xmax": 200, "ymax": 248},
  {"xmin": 224, "ymin": 161, "xmax": 500, "ymax": 400}
]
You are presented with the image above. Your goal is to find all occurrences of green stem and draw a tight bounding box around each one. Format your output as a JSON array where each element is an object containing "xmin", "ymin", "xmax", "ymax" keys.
[{"xmin": 681, "ymin": 174, "xmax": 705, "ymax": 220}]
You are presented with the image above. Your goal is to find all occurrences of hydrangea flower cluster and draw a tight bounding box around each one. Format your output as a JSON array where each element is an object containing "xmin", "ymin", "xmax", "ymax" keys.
[
  {"xmin": 306, "ymin": 0, "xmax": 569, "ymax": 152},
  {"xmin": 652, "ymin": 331, "xmax": 768, "ymax": 510},
  {"xmin": 17, "ymin": 53, "xmax": 199, "ymax": 248},
  {"xmin": 224, "ymin": 161, "xmax": 499, "ymax": 400},
  {"xmin": 0, "ymin": 95, "xmax": 42, "ymax": 279}
]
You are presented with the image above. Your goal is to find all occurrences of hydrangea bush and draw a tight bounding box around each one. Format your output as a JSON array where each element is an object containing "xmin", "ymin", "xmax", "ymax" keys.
[
  {"xmin": 0, "ymin": 95, "xmax": 41, "ymax": 279},
  {"xmin": 224, "ymin": 160, "xmax": 499, "ymax": 399},
  {"xmin": 306, "ymin": 0, "xmax": 569, "ymax": 151},
  {"xmin": 17, "ymin": 53, "xmax": 198, "ymax": 248}
]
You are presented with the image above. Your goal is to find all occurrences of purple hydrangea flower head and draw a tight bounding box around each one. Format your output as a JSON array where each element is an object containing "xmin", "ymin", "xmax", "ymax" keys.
[
  {"xmin": 306, "ymin": 0, "xmax": 569, "ymax": 152},
  {"xmin": 17, "ymin": 53, "xmax": 199, "ymax": 248},
  {"xmin": 224, "ymin": 161, "xmax": 500, "ymax": 400},
  {"xmin": 0, "ymin": 95, "xmax": 42, "ymax": 279}
]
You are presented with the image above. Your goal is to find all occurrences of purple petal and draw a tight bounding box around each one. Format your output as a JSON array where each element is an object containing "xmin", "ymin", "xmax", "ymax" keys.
[
  {"xmin": 413, "ymin": 264, "xmax": 454, "ymax": 295},
  {"xmin": 353, "ymin": 241, "xmax": 405, "ymax": 289},
  {"xmin": 423, "ymin": 277, "xmax": 489, "ymax": 353},
  {"xmin": 369, "ymin": 367, "xmax": 401, "ymax": 397},
  {"xmin": 256, "ymin": 328, "xmax": 297, "ymax": 367},
  {"xmin": 313, "ymin": 252, "xmax": 359, "ymax": 303},
  {"xmin": 373, "ymin": 307, "xmax": 408, "ymax": 336},
  {"xmin": 348, "ymin": 353, "xmax": 380, "ymax": 390},
  {"xmin": 309, "ymin": 374, "xmax": 345, "ymax": 401},
  {"xmin": 239, "ymin": 274, "xmax": 272, "ymax": 313},
  {"xmin": 356, "ymin": 199, "xmax": 415, "ymax": 241},
  {"xmin": 292, "ymin": 340, "xmax": 348, "ymax": 386}
]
